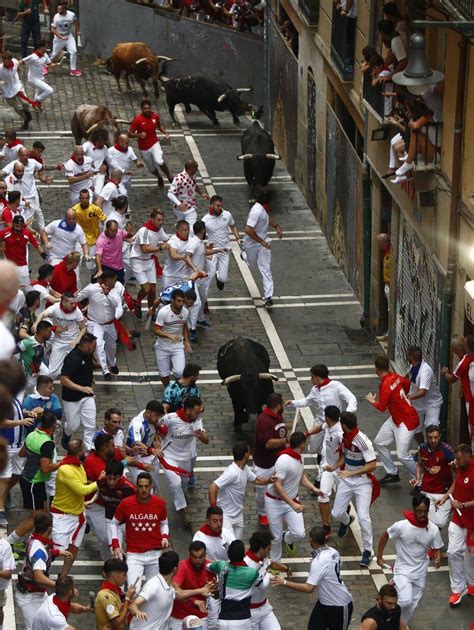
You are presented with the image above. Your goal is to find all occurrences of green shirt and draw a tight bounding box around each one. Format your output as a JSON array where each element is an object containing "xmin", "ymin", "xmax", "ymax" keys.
[{"xmin": 18, "ymin": 0, "xmax": 42, "ymax": 21}]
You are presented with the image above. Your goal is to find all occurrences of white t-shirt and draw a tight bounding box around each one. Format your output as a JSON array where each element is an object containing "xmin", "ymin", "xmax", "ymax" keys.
[
  {"xmin": 3, "ymin": 158, "xmax": 42, "ymax": 199},
  {"xmin": 31, "ymin": 282, "xmax": 51, "ymax": 313},
  {"xmin": 0, "ymin": 320, "xmax": 16, "ymax": 360},
  {"xmin": 154, "ymin": 304, "xmax": 189, "ymax": 349},
  {"xmin": 193, "ymin": 528, "xmax": 235, "ymax": 561},
  {"xmin": 202, "ymin": 210, "xmax": 235, "ymax": 248},
  {"xmin": 390, "ymin": 34, "xmax": 407, "ymax": 62},
  {"xmin": 307, "ymin": 547, "xmax": 352, "ymax": 606},
  {"xmin": 0, "ymin": 142, "xmax": 24, "ymax": 163},
  {"xmin": 32, "ymin": 594, "xmax": 69, "ymax": 629},
  {"xmin": 215, "ymin": 462, "xmax": 257, "ymax": 518},
  {"xmin": 130, "ymin": 574, "xmax": 175, "ymax": 630},
  {"xmin": 245, "ymin": 553, "xmax": 272, "ymax": 605},
  {"xmin": 163, "ymin": 235, "xmax": 190, "ymax": 278},
  {"xmin": 45, "ymin": 219, "xmax": 86, "ymax": 260},
  {"xmin": 24, "ymin": 52, "xmax": 51, "ymax": 81},
  {"xmin": 52, "ymin": 10, "xmax": 77, "ymax": 37},
  {"xmin": 244, "ymin": 202, "xmax": 269, "ymax": 244},
  {"xmin": 64, "ymin": 156, "xmax": 94, "ymax": 194},
  {"xmin": 409, "ymin": 360, "xmax": 443, "ymax": 412},
  {"xmin": 75, "ymin": 283, "xmax": 122, "ymax": 323},
  {"xmin": 0, "ymin": 59, "xmax": 23, "ymax": 98},
  {"xmin": 388, "ymin": 518, "xmax": 443, "ymax": 579},
  {"xmin": 289, "ymin": 379, "xmax": 357, "ymax": 423},
  {"xmin": 0, "ymin": 538, "xmax": 15, "ymax": 589},
  {"xmin": 42, "ymin": 303, "xmax": 84, "ymax": 343},
  {"xmin": 130, "ymin": 226, "xmax": 168, "ymax": 261},
  {"xmin": 107, "ymin": 209, "xmax": 127, "ymax": 231},
  {"xmin": 82, "ymin": 141, "xmax": 108, "ymax": 170},
  {"xmin": 320, "ymin": 421, "xmax": 344, "ymax": 468},
  {"xmin": 160, "ymin": 411, "xmax": 203, "ymax": 462},
  {"xmin": 99, "ymin": 181, "xmax": 128, "ymax": 217},
  {"xmin": 107, "ymin": 146, "xmax": 137, "ymax": 184},
  {"xmin": 266, "ymin": 452, "xmax": 304, "ymax": 500},
  {"xmin": 185, "ymin": 235, "xmax": 206, "ymax": 272}
]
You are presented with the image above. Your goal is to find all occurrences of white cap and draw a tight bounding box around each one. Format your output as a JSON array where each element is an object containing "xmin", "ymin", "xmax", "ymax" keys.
[{"xmin": 182, "ymin": 615, "xmax": 204, "ymax": 629}]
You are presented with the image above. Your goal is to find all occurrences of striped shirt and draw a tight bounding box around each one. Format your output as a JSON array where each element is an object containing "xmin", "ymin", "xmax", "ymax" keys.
[
  {"xmin": 209, "ymin": 560, "xmax": 261, "ymax": 620},
  {"xmin": 0, "ymin": 398, "xmax": 24, "ymax": 448},
  {"xmin": 342, "ymin": 430, "xmax": 376, "ymax": 472}
]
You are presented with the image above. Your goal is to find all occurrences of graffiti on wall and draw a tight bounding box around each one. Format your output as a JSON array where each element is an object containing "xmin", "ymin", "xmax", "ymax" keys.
[{"xmin": 394, "ymin": 218, "xmax": 445, "ymax": 370}]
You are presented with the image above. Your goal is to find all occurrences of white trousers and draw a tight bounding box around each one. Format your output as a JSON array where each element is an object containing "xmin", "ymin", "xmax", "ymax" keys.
[
  {"xmin": 52, "ymin": 34, "xmax": 77, "ymax": 70},
  {"xmin": 141, "ymin": 142, "xmax": 164, "ymax": 171},
  {"xmin": 394, "ymin": 572, "xmax": 426, "ymax": 623},
  {"xmin": 126, "ymin": 550, "xmax": 161, "ymax": 586},
  {"xmin": 92, "ymin": 172, "xmax": 106, "ymax": 196},
  {"xmin": 128, "ymin": 455, "xmax": 160, "ymax": 491},
  {"xmin": 87, "ymin": 320, "xmax": 117, "ymax": 375},
  {"xmin": 265, "ymin": 495, "xmax": 305, "ymax": 561},
  {"xmin": 223, "ymin": 512, "xmax": 244, "ymax": 540},
  {"xmin": 63, "ymin": 396, "xmax": 97, "ymax": 451},
  {"xmin": 414, "ymin": 406, "xmax": 442, "ymax": 433},
  {"xmin": 155, "ymin": 340, "xmax": 185, "ymax": 378},
  {"xmin": 163, "ymin": 458, "xmax": 191, "ymax": 511},
  {"xmin": 29, "ymin": 77, "xmax": 53, "ymax": 102},
  {"xmin": 251, "ymin": 602, "xmax": 280, "ymax": 630},
  {"xmin": 172, "ymin": 205, "xmax": 197, "ymax": 230},
  {"xmin": 447, "ymin": 521, "xmax": 474, "ymax": 593},
  {"xmin": 86, "ymin": 503, "xmax": 111, "ymax": 561},
  {"xmin": 389, "ymin": 132, "xmax": 403, "ymax": 169},
  {"xmin": 170, "ymin": 618, "xmax": 208, "ymax": 629},
  {"xmin": 15, "ymin": 590, "xmax": 48, "ymax": 630},
  {"xmin": 253, "ymin": 465, "xmax": 273, "ymax": 516},
  {"xmin": 244, "ymin": 243, "xmax": 273, "ymax": 299},
  {"xmin": 208, "ymin": 251, "xmax": 230, "ymax": 284},
  {"xmin": 374, "ymin": 417, "xmax": 417, "ymax": 476},
  {"xmin": 188, "ymin": 284, "xmax": 203, "ymax": 330},
  {"xmin": 308, "ymin": 423, "xmax": 325, "ymax": 454},
  {"xmin": 332, "ymin": 475, "xmax": 373, "ymax": 551},
  {"xmin": 25, "ymin": 192, "xmax": 45, "ymax": 231},
  {"xmin": 48, "ymin": 340, "xmax": 72, "ymax": 379},
  {"xmin": 424, "ymin": 491, "xmax": 452, "ymax": 529}
]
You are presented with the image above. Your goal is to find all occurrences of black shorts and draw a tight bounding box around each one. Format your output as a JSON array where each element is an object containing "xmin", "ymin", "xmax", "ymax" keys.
[
  {"xmin": 308, "ymin": 600, "xmax": 353, "ymax": 630},
  {"xmin": 20, "ymin": 477, "xmax": 47, "ymax": 511}
]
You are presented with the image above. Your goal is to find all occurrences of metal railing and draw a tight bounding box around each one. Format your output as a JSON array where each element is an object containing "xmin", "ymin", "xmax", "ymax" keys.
[
  {"xmin": 298, "ymin": 0, "xmax": 320, "ymax": 25},
  {"xmin": 448, "ymin": 0, "xmax": 474, "ymax": 18},
  {"xmin": 362, "ymin": 72, "xmax": 386, "ymax": 121},
  {"xmin": 413, "ymin": 122, "xmax": 442, "ymax": 169},
  {"xmin": 330, "ymin": 4, "xmax": 355, "ymax": 81}
]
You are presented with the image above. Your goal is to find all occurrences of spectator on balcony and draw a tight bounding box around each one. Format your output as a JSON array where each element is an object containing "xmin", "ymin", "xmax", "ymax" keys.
[
  {"xmin": 370, "ymin": 54, "xmax": 394, "ymax": 117},
  {"xmin": 383, "ymin": 2, "xmax": 408, "ymax": 50},
  {"xmin": 383, "ymin": 92, "xmax": 412, "ymax": 179},
  {"xmin": 422, "ymin": 82, "xmax": 444, "ymax": 123},
  {"xmin": 360, "ymin": 45, "xmax": 377, "ymax": 73},
  {"xmin": 335, "ymin": 0, "xmax": 357, "ymax": 69},
  {"xmin": 378, "ymin": 19, "xmax": 407, "ymax": 76}
]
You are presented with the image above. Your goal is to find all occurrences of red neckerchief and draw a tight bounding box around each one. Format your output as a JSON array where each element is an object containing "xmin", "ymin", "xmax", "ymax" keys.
[
  {"xmin": 316, "ymin": 378, "xmax": 331, "ymax": 389},
  {"xmin": 52, "ymin": 596, "xmax": 71, "ymax": 619},
  {"xmin": 176, "ymin": 407, "xmax": 191, "ymax": 423},
  {"xmin": 209, "ymin": 206, "xmax": 222, "ymax": 216},
  {"xmin": 31, "ymin": 532, "xmax": 54, "ymax": 547},
  {"xmin": 262, "ymin": 202, "xmax": 270, "ymax": 213},
  {"xmin": 69, "ymin": 154, "xmax": 83, "ymax": 165},
  {"xmin": 59, "ymin": 455, "xmax": 82, "ymax": 467},
  {"xmin": 37, "ymin": 427, "xmax": 55, "ymax": 437},
  {"xmin": 262, "ymin": 406, "xmax": 282, "ymax": 419},
  {"xmin": 199, "ymin": 523, "xmax": 221, "ymax": 537},
  {"xmin": 101, "ymin": 580, "xmax": 124, "ymax": 600},
  {"xmin": 143, "ymin": 219, "xmax": 158, "ymax": 232},
  {"xmin": 113, "ymin": 143, "xmax": 127, "ymax": 153},
  {"xmin": 403, "ymin": 510, "xmax": 428, "ymax": 529},
  {"xmin": 106, "ymin": 179, "xmax": 119, "ymax": 188},
  {"xmin": 245, "ymin": 550, "xmax": 261, "ymax": 563},
  {"xmin": 34, "ymin": 279, "xmax": 49, "ymax": 287},
  {"xmin": 175, "ymin": 231, "xmax": 188, "ymax": 242},
  {"xmin": 3, "ymin": 61, "xmax": 14, "ymax": 70},
  {"xmin": 34, "ymin": 50, "xmax": 44, "ymax": 58},
  {"xmin": 93, "ymin": 144, "xmax": 103, "ymax": 150},
  {"xmin": 231, "ymin": 561, "xmax": 247, "ymax": 567},
  {"xmin": 278, "ymin": 448, "xmax": 302, "ymax": 462},
  {"xmin": 60, "ymin": 303, "xmax": 75, "ymax": 314},
  {"xmin": 342, "ymin": 427, "xmax": 359, "ymax": 450},
  {"xmin": 7, "ymin": 139, "xmax": 22, "ymax": 148}
]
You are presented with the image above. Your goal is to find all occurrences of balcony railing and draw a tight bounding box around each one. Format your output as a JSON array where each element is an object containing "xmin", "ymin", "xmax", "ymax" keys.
[
  {"xmin": 448, "ymin": 0, "xmax": 474, "ymax": 18},
  {"xmin": 331, "ymin": 4, "xmax": 355, "ymax": 81},
  {"xmin": 413, "ymin": 122, "xmax": 442, "ymax": 170},
  {"xmin": 298, "ymin": 0, "xmax": 320, "ymax": 26},
  {"xmin": 362, "ymin": 72, "xmax": 386, "ymax": 122}
]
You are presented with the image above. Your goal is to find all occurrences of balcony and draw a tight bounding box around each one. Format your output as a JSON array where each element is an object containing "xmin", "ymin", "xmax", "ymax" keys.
[
  {"xmin": 331, "ymin": 4, "xmax": 355, "ymax": 81},
  {"xmin": 413, "ymin": 122, "xmax": 442, "ymax": 170},
  {"xmin": 362, "ymin": 72, "xmax": 385, "ymax": 122},
  {"xmin": 298, "ymin": 0, "xmax": 320, "ymax": 26}
]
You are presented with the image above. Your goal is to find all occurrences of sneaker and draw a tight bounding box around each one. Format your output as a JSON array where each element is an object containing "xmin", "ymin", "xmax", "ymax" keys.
[
  {"xmin": 216, "ymin": 278, "xmax": 225, "ymax": 291},
  {"xmin": 284, "ymin": 532, "xmax": 297, "ymax": 557},
  {"xmin": 360, "ymin": 550, "xmax": 372, "ymax": 567},
  {"xmin": 104, "ymin": 373, "xmax": 113, "ymax": 381},
  {"xmin": 135, "ymin": 302, "xmax": 143, "ymax": 319},
  {"xmin": 110, "ymin": 366, "xmax": 119, "ymax": 375},
  {"xmin": 467, "ymin": 584, "xmax": 474, "ymax": 596},
  {"xmin": 379, "ymin": 473, "xmax": 401, "ymax": 486},
  {"xmin": 197, "ymin": 320, "xmax": 211, "ymax": 328},
  {"xmin": 264, "ymin": 297, "xmax": 274, "ymax": 308},
  {"xmin": 240, "ymin": 251, "xmax": 248, "ymax": 263},
  {"xmin": 21, "ymin": 119, "xmax": 29, "ymax": 131},
  {"xmin": 10, "ymin": 549, "xmax": 19, "ymax": 561},
  {"xmin": 189, "ymin": 330, "xmax": 198, "ymax": 343},
  {"xmin": 187, "ymin": 473, "xmax": 196, "ymax": 488},
  {"xmin": 157, "ymin": 176, "xmax": 164, "ymax": 189},
  {"xmin": 337, "ymin": 515, "xmax": 355, "ymax": 538},
  {"xmin": 61, "ymin": 430, "xmax": 71, "ymax": 450},
  {"xmin": 449, "ymin": 589, "xmax": 466, "ymax": 606},
  {"xmin": 322, "ymin": 525, "xmax": 332, "ymax": 538},
  {"xmin": 0, "ymin": 511, "xmax": 7, "ymax": 526},
  {"xmin": 69, "ymin": 69, "xmax": 82, "ymax": 77},
  {"xmin": 258, "ymin": 515, "xmax": 269, "ymax": 527},
  {"xmin": 26, "ymin": 111, "xmax": 32, "ymax": 122},
  {"xmin": 10, "ymin": 541, "xmax": 26, "ymax": 554}
]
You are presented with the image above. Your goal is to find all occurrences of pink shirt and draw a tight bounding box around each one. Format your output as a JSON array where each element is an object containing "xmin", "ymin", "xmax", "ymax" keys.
[{"xmin": 96, "ymin": 229, "xmax": 127, "ymax": 269}]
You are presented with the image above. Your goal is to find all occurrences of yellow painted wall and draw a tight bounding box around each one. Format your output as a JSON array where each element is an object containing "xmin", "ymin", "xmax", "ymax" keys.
[{"xmin": 461, "ymin": 47, "xmax": 474, "ymax": 209}]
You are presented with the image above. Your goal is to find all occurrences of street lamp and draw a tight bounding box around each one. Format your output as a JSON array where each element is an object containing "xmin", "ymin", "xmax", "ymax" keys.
[{"xmin": 393, "ymin": 32, "xmax": 444, "ymax": 95}]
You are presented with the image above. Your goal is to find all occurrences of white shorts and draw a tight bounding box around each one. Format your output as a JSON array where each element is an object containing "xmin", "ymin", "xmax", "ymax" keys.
[
  {"xmin": 16, "ymin": 264, "xmax": 30, "ymax": 288},
  {"xmin": 0, "ymin": 448, "xmax": 25, "ymax": 479},
  {"xmin": 141, "ymin": 142, "xmax": 164, "ymax": 171},
  {"xmin": 52, "ymin": 511, "xmax": 87, "ymax": 551},
  {"xmin": 130, "ymin": 258, "xmax": 157, "ymax": 286}
]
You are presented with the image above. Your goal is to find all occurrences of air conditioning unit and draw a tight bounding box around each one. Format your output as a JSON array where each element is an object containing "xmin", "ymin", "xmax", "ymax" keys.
[{"xmin": 417, "ymin": 189, "xmax": 437, "ymax": 208}]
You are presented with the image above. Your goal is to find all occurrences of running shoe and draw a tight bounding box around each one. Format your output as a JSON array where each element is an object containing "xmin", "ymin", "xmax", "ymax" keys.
[
  {"xmin": 379, "ymin": 473, "xmax": 400, "ymax": 486},
  {"xmin": 449, "ymin": 589, "xmax": 466, "ymax": 606},
  {"xmin": 337, "ymin": 515, "xmax": 355, "ymax": 538},
  {"xmin": 258, "ymin": 515, "xmax": 269, "ymax": 527},
  {"xmin": 189, "ymin": 330, "xmax": 198, "ymax": 343},
  {"xmin": 360, "ymin": 550, "xmax": 372, "ymax": 568},
  {"xmin": 69, "ymin": 69, "xmax": 82, "ymax": 77},
  {"xmin": 197, "ymin": 320, "xmax": 211, "ymax": 328},
  {"xmin": 216, "ymin": 278, "xmax": 225, "ymax": 291}
]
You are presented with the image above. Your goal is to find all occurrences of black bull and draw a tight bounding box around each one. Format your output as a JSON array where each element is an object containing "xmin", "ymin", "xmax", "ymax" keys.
[
  {"xmin": 238, "ymin": 121, "xmax": 281, "ymax": 191},
  {"xmin": 217, "ymin": 337, "xmax": 278, "ymax": 427}
]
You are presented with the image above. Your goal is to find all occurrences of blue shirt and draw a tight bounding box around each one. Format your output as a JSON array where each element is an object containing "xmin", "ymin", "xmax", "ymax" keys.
[
  {"xmin": 160, "ymin": 280, "xmax": 195, "ymax": 305},
  {"xmin": 0, "ymin": 398, "xmax": 25, "ymax": 448},
  {"xmin": 162, "ymin": 380, "xmax": 200, "ymax": 412},
  {"xmin": 23, "ymin": 392, "xmax": 62, "ymax": 421}
]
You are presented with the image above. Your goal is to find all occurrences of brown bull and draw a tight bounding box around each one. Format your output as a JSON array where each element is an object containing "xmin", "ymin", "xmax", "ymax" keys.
[
  {"xmin": 104, "ymin": 42, "xmax": 171, "ymax": 97},
  {"xmin": 70, "ymin": 104, "xmax": 130, "ymax": 145}
]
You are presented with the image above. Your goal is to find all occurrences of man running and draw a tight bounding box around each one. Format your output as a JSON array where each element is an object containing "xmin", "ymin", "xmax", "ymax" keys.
[
  {"xmin": 126, "ymin": 400, "xmax": 165, "ymax": 490},
  {"xmin": 168, "ymin": 160, "xmax": 209, "ymax": 228},
  {"xmin": 193, "ymin": 505, "xmax": 235, "ymax": 562},
  {"xmin": 0, "ymin": 51, "xmax": 31, "ymax": 130},
  {"xmin": 50, "ymin": 3, "xmax": 82, "ymax": 77},
  {"xmin": 64, "ymin": 146, "xmax": 95, "ymax": 204},
  {"xmin": 162, "ymin": 219, "xmax": 194, "ymax": 289},
  {"xmin": 107, "ymin": 133, "xmax": 144, "ymax": 196},
  {"xmin": 0, "ymin": 215, "xmax": 48, "ymax": 288}
]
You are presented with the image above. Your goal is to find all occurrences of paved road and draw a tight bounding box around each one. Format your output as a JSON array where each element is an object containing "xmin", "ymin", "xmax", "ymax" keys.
[{"xmin": 1, "ymin": 53, "xmax": 472, "ymax": 629}]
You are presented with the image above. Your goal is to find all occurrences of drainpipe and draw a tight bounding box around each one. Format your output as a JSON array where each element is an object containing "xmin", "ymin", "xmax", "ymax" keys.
[
  {"xmin": 439, "ymin": 35, "xmax": 467, "ymax": 440},
  {"xmin": 362, "ymin": 152, "xmax": 372, "ymax": 326}
]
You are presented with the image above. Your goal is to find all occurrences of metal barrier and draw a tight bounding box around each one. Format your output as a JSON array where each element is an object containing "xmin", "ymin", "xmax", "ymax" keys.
[
  {"xmin": 413, "ymin": 122, "xmax": 442, "ymax": 169},
  {"xmin": 330, "ymin": 4, "xmax": 355, "ymax": 81},
  {"xmin": 362, "ymin": 72, "xmax": 385, "ymax": 121}
]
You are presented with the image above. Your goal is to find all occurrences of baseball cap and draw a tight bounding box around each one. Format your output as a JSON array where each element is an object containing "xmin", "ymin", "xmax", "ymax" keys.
[
  {"xmin": 182, "ymin": 616, "xmax": 204, "ymax": 629},
  {"xmin": 12, "ymin": 215, "xmax": 25, "ymax": 225}
]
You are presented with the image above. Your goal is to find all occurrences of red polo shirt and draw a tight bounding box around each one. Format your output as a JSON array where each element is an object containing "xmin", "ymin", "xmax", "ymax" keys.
[
  {"xmin": 253, "ymin": 407, "xmax": 287, "ymax": 468},
  {"xmin": 0, "ymin": 227, "xmax": 39, "ymax": 266},
  {"xmin": 452, "ymin": 458, "xmax": 474, "ymax": 529},
  {"xmin": 129, "ymin": 112, "xmax": 161, "ymax": 151},
  {"xmin": 372, "ymin": 373, "xmax": 419, "ymax": 430},
  {"xmin": 453, "ymin": 354, "xmax": 474, "ymax": 404},
  {"xmin": 171, "ymin": 558, "xmax": 213, "ymax": 620}
]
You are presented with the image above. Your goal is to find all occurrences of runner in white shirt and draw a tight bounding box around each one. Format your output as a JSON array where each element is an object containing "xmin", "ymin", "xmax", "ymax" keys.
[
  {"xmin": 330, "ymin": 412, "xmax": 378, "ymax": 568},
  {"xmin": 162, "ymin": 220, "xmax": 194, "ymax": 289},
  {"xmin": 304, "ymin": 405, "xmax": 344, "ymax": 537},
  {"xmin": 167, "ymin": 160, "xmax": 209, "ymax": 229},
  {"xmin": 96, "ymin": 169, "xmax": 128, "ymax": 217},
  {"xmin": 0, "ymin": 132, "xmax": 24, "ymax": 164},
  {"xmin": 0, "ymin": 51, "xmax": 31, "ymax": 129},
  {"xmin": 107, "ymin": 133, "xmax": 144, "ymax": 195},
  {"xmin": 21, "ymin": 41, "xmax": 54, "ymax": 107},
  {"xmin": 193, "ymin": 506, "xmax": 236, "ymax": 561},
  {"xmin": 406, "ymin": 346, "xmax": 444, "ymax": 443},
  {"xmin": 64, "ymin": 146, "xmax": 95, "ymax": 204},
  {"xmin": 35, "ymin": 293, "xmax": 86, "ymax": 378},
  {"xmin": 242, "ymin": 187, "xmax": 282, "ymax": 307},
  {"xmin": 156, "ymin": 396, "xmax": 208, "ymax": 513},
  {"xmin": 44, "ymin": 209, "xmax": 88, "ymax": 266},
  {"xmin": 376, "ymin": 494, "xmax": 443, "ymax": 624},
  {"xmin": 32, "ymin": 576, "xmax": 90, "ymax": 630},
  {"xmin": 271, "ymin": 526, "xmax": 353, "ymax": 630},
  {"xmin": 82, "ymin": 129, "xmax": 109, "ymax": 196},
  {"xmin": 76, "ymin": 273, "xmax": 123, "ymax": 379},
  {"xmin": 285, "ymin": 363, "xmax": 357, "ymax": 454},
  {"xmin": 50, "ymin": 4, "xmax": 82, "ymax": 76},
  {"xmin": 209, "ymin": 442, "xmax": 270, "ymax": 538},
  {"xmin": 265, "ymin": 432, "xmax": 324, "ymax": 561}
]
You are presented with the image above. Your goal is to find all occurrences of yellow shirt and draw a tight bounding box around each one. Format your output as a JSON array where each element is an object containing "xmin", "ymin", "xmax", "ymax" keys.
[
  {"xmin": 95, "ymin": 588, "xmax": 121, "ymax": 630},
  {"xmin": 51, "ymin": 463, "xmax": 97, "ymax": 515},
  {"xmin": 73, "ymin": 202, "xmax": 107, "ymax": 246}
]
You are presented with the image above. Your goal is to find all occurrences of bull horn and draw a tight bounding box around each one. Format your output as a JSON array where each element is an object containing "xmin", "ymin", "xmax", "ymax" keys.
[
  {"xmin": 86, "ymin": 122, "xmax": 100, "ymax": 134},
  {"xmin": 115, "ymin": 119, "xmax": 133, "ymax": 125},
  {"xmin": 221, "ymin": 374, "xmax": 241, "ymax": 386},
  {"xmin": 135, "ymin": 57, "xmax": 149, "ymax": 66},
  {"xmin": 160, "ymin": 74, "xmax": 170, "ymax": 83},
  {"xmin": 265, "ymin": 153, "xmax": 281, "ymax": 160},
  {"xmin": 258, "ymin": 372, "xmax": 279, "ymax": 381},
  {"xmin": 237, "ymin": 154, "xmax": 253, "ymax": 160},
  {"xmin": 156, "ymin": 55, "xmax": 173, "ymax": 61},
  {"xmin": 235, "ymin": 88, "xmax": 252, "ymax": 93},
  {"xmin": 217, "ymin": 93, "xmax": 227, "ymax": 103}
]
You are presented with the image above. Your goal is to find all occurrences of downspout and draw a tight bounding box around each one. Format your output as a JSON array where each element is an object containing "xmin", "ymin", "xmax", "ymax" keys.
[
  {"xmin": 362, "ymin": 150, "xmax": 372, "ymax": 326},
  {"xmin": 439, "ymin": 35, "xmax": 468, "ymax": 440}
]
